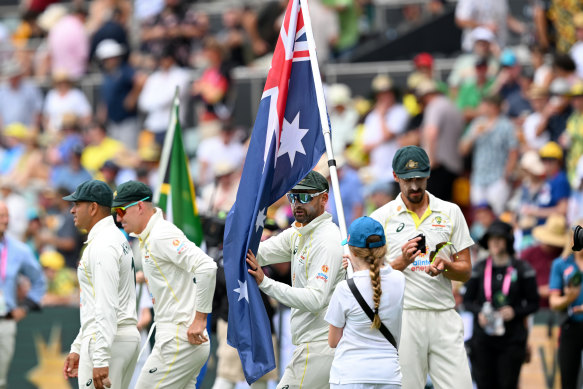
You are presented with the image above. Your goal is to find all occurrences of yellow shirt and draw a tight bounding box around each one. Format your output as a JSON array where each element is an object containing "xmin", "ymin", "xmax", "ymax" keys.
[{"xmin": 81, "ymin": 137, "xmax": 124, "ymax": 174}]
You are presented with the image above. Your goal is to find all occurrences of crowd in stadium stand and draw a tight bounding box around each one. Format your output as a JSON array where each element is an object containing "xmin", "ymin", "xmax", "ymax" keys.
[{"xmin": 2, "ymin": 0, "xmax": 583, "ymax": 387}]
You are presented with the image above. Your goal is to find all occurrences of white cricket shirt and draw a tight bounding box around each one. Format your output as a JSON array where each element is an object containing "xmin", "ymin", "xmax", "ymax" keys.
[
  {"xmin": 257, "ymin": 212, "xmax": 344, "ymax": 345},
  {"xmin": 135, "ymin": 208, "xmax": 217, "ymax": 326},
  {"xmin": 370, "ymin": 192, "xmax": 474, "ymax": 310},
  {"xmin": 70, "ymin": 216, "xmax": 138, "ymax": 367}
]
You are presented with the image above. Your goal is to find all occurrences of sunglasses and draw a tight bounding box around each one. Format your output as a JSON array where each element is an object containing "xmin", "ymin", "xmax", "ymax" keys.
[
  {"xmin": 113, "ymin": 197, "xmax": 150, "ymax": 217},
  {"xmin": 286, "ymin": 190, "xmax": 326, "ymax": 204}
]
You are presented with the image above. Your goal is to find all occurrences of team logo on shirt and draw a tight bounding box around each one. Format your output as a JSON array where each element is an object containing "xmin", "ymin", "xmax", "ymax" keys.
[
  {"xmin": 172, "ymin": 239, "xmax": 180, "ymax": 246},
  {"xmin": 431, "ymin": 216, "xmax": 445, "ymax": 227},
  {"xmin": 321, "ymin": 265, "xmax": 329, "ymax": 273}
]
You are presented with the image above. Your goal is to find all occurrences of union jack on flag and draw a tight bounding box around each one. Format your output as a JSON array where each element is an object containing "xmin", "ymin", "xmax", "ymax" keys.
[{"xmin": 222, "ymin": 0, "xmax": 328, "ymax": 383}]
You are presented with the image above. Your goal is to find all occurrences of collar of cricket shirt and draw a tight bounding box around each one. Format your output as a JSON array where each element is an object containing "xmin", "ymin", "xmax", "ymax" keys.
[
  {"xmin": 85, "ymin": 215, "xmax": 117, "ymax": 244},
  {"xmin": 293, "ymin": 211, "xmax": 332, "ymax": 236},
  {"xmin": 132, "ymin": 207, "xmax": 163, "ymax": 243}
]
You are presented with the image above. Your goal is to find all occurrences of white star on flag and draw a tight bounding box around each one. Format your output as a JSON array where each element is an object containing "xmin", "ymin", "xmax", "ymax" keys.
[
  {"xmin": 277, "ymin": 112, "xmax": 308, "ymax": 166},
  {"xmin": 255, "ymin": 208, "xmax": 267, "ymax": 232},
  {"xmin": 234, "ymin": 280, "xmax": 249, "ymax": 302}
]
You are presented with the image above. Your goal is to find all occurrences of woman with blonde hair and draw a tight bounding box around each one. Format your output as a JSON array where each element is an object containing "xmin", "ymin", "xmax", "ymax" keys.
[{"xmin": 325, "ymin": 216, "xmax": 405, "ymax": 388}]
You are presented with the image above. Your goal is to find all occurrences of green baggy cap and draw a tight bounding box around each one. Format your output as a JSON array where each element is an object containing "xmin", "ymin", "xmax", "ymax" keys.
[
  {"xmin": 292, "ymin": 171, "xmax": 329, "ymax": 192},
  {"xmin": 112, "ymin": 180, "xmax": 153, "ymax": 207},
  {"xmin": 62, "ymin": 180, "xmax": 113, "ymax": 207},
  {"xmin": 392, "ymin": 146, "xmax": 431, "ymax": 179}
]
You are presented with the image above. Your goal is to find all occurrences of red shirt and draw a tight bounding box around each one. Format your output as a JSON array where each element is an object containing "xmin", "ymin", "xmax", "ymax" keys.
[{"xmin": 521, "ymin": 244, "xmax": 563, "ymax": 308}]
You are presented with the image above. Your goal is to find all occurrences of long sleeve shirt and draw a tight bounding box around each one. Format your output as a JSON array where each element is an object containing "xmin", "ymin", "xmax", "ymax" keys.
[
  {"xmin": 257, "ymin": 212, "xmax": 344, "ymax": 345},
  {"xmin": 0, "ymin": 235, "xmax": 46, "ymax": 314},
  {"xmin": 70, "ymin": 216, "xmax": 138, "ymax": 367},
  {"xmin": 134, "ymin": 208, "xmax": 217, "ymax": 325}
]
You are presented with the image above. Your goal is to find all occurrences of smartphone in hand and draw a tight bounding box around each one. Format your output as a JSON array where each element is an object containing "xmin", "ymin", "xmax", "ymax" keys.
[{"xmin": 409, "ymin": 233, "xmax": 426, "ymax": 254}]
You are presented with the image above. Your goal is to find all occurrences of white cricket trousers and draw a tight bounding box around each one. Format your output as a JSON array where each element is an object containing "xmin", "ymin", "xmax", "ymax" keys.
[
  {"xmin": 0, "ymin": 319, "xmax": 16, "ymax": 389},
  {"xmin": 135, "ymin": 322, "xmax": 210, "ymax": 389},
  {"xmin": 276, "ymin": 340, "xmax": 335, "ymax": 389},
  {"xmin": 399, "ymin": 309, "xmax": 472, "ymax": 389},
  {"xmin": 78, "ymin": 328, "xmax": 140, "ymax": 389}
]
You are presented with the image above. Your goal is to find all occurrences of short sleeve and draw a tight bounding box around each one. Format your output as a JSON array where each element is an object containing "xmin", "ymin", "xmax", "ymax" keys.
[
  {"xmin": 549, "ymin": 259, "xmax": 564, "ymax": 291},
  {"xmin": 325, "ymin": 282, "xmax": 348, "ymax": 328},
  {"xmin": 450, "ymin": 204, "xmax": 474, "ymax": 251}
]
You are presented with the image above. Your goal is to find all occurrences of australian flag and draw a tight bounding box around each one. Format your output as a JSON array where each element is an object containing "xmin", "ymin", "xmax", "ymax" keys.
[{"xmin": 222, "ymin": 0, "xmax": 328, "ymax": 384}]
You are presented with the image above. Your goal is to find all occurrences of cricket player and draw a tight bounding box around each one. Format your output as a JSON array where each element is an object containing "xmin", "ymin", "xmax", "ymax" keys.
[
  {"xmin": 112, "ymin": 181, "xmax": 217, "ymax": 389},
  {"xmin": 62, "ymin": 180, "xmax": 140, "ymax": 389},
  {"xmin": 246, "ymin": 171, "xmax": 344, "ymax": 389},
  {"xmin": 370, "ymin": 146, "xmax": 473, "ymax": 388}
]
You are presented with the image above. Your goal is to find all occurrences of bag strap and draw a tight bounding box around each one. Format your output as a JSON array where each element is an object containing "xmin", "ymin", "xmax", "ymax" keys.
[{"xmin": 347, "ymin": 278, "xmax": 398, "ymax": 350}]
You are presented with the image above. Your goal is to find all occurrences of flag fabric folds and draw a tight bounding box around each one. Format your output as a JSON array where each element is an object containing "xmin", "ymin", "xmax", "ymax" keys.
[
  {"xmin": 155, "ymin": 94, "xmax": 204, "ymax": 246},
  {"xmin": 222, "ymin": 0, "xmax": 328, "ymax": 384}
]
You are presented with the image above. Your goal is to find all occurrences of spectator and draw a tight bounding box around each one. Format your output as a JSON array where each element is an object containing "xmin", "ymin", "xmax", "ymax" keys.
[
  {"xmin": 80, "ymin": 121, "xmax": 125, "ymax": 176},
  {"xmin": 0, "ymin": 59, "xmax": 43, "ymax": 129},
  {"xmin": 39, "ymin": 250, "xmax": 78, "ymax": 306},
  {"xmin": 43, "ymin": 70, "xmax": 92, "ymax": 134},
  {"xmin": 448, "ymin": 27, "xmax": 499, "ymax": 93},
  {"xmin": 522, "ymin": 214, "xmax": 569, "ymax": 308},
  {"xmin": 549, "ymin": 236, "xmax": 583, "ymax": 389},
  {"xmin": 455, "ymin": 0, "xmax": 525, "ymax": 52},
  {"xmin": 197, "ymin": 123, "xmax": 245, "ymax": 187},
  {"xmin": 40, "ymin": 4, "xmax": 89, "ymax": 79},
  {"xmin": 456, "ymin": 56, "xmax": 495, "ymax": 123},
  {"xmin": 364, "ymin": 181, "xmax": 396, "ymax": 215},
  {"xmin": 199, "ymin": 162, "xmax": 240, "ymax": 215},
  {"xmin": 306, "ymin": 0, "xmax": 339, "ymax": 65},
  {"xmin": 463, "ymin": 220, "xmax": 539, "ymax": 389},
  {"xmin": 362, "ymin": 75, "xmax": 409, "ymax": 184},
  {"xmin": 327, "ymin": 83, "xmax": 358, "ymax": 156},
  {"xmin": 192, "ymin": 38, "xmax": 232, "ymax": 127},
  {"xmin": 140, "ymin": 0, "xmax": 202, "ymax": 67},
  {"xmin": 531, "ymin": 44, "xmax": 553, "ymax": 88},
  {"xmin": 0, "ymin": 178, "xmax": 28, "ymax": 241},
  {"xmin": 407, "ymin": 53, "xmax": 447, "ymax": 95},
  {"xmin": 548, "ymin": 0, "xmax": 583, "ymax": 53},
  {"xmin": 522, "ymin": 142, "xmax": 571, "ymax": 225},
  {"xmin": 215, "ymin": 7, "xmax": 251, "ymax": 68},
  {"xmin": 491, "ymin": 49, "xmax": 521, "ymax": 101},
  {"xmin": 536, "ymin": 78, "xmax": 574, "ymax": 143},
  {"xmin": 563, "ymin": 82, "xmax": 583, "ymax": 187},
  {"xmin": 89, "ymin": 7, "xmax": 129, "ymax": 61},
  {"xmin": 459, "ymin": 94, "xmax": 519, "ymax": 215},
  {"xmin": 138, "ymin": 47, "xmax": 190, "ymax": 145},
  {"xmin": 50, "ymin": 144, "xmax": 92, "ymax": 193},
  {"xmin": 568, "ymin": 156, "xmax": 583, "ymax": 223},
  {"xmin": 571, "ymin": 13, "xmax": 583, "ymax": 79},
  {"xmin": 96, "ymin": 39, "xmax": 146, "ymax": 150},
  {"xmin": 469, "ymin": 202, "xmax": 496, "ymax": 243},
  {"xmin": 99, "ymin": 160, "xmax": 121, "ymax": 192},
  {"xmin": 321, "ymin": 0, "xmax": 360, "ymax": 59},
  {"xmin": 417, "ymin": 80, "xmax": 465, "ymax": 202},
  {"xmin": 514, "ymin": 150, "xmax": 547, "ymax": 250},
  {"xmin": 523, "ymin": 85, "xmax": 551, "ymax": 150},
  {"xmin": 327, "ymin": 157, "xmax": 364, "ymax": 225},
  {"xmin": 553, "ymin": 53, "xmax": 580, "ymax": 86}
]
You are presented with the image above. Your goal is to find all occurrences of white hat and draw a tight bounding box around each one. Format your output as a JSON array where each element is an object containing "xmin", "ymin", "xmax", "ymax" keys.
[
  {"xmin": 38, "ymin": 4, "xmax": 67, "ymax": 31},
  {"xmin": 95, "ymin": 39, "xmax": 126, "ymax": 60},
  {"xmin": 471, "ymin": 27, "xmax": 495, "ymax": 45},
  {"xmin": 520, "ymin": 150, "xmax": 545, "ymax": 176},
  {"xmin": 2, "ymin": 59, "xmax": 23, "ymax": 78},
  {"xmin": 329, "ymin": 84, "xmax": 351, "ymax": 106}
]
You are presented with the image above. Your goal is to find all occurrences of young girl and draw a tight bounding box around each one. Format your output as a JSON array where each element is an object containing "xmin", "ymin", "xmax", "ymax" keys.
[{"xmin": 325, "ymin": 216, "xmax": 405, "ymax": 388}]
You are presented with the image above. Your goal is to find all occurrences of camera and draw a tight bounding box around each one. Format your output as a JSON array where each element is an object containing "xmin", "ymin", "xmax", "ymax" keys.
[{"xmin": 572, "ymin": 225, "xmax": 583, "ymax": 252}]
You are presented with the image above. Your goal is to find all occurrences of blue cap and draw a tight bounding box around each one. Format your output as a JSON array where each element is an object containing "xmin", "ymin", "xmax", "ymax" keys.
[
  {"xmin": 342, "ymin": 216, "xmax": 386, "ymax": 248},
  {"xmin": 500, "ymin": 49, "xmax": 517, "ymax": 67}
]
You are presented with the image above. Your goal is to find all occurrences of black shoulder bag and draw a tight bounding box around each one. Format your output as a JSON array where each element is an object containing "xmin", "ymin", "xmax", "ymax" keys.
[{"xmin": 347, "ymin": 278, "xmax": 398, "ymax": 350}]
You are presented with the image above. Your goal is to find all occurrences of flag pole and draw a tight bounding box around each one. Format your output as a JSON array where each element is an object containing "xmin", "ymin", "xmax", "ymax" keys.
[
  {"xmin": 299, "ymin": 0, "xmax": 353, "ymax": 277},
  {"xmin": 153, "ymin": 87, "xmax": 180, "ymax": 205}
]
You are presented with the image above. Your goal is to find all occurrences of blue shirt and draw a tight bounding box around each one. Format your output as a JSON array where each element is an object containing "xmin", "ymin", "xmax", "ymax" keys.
[
  {"xmin": 0, "ymin": 80, "xmax": 43, "ymax": 126},
  {"xmin": 50, "ymin": 165, "xmax": 93, "ymax": 193},
  {"xmin": 549, "ymin": 255, "xmax": 583, "ymax": 322},
  {"xmin": 328, "ymin": 167, "xmax": 364, "ymax": 225},
  {"xmin": 100, "ymin": 63, "xmax": 137, "ymax": 123},
  {"xmin": 536, "ymin": 171, "xmax": 571, "ymax": 225},
  {"xmin": 0, "ymin": 236, "xmax": 46, "ymax": 312}
]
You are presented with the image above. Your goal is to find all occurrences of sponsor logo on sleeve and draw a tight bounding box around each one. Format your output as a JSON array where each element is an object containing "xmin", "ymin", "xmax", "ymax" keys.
[
  {"xmin": 172, "ymin": 239, "xmax": 180, "ymax": 246},
  {"xmin": 321, "ymin": 265, "xmax": 329, "ymax": 273}
]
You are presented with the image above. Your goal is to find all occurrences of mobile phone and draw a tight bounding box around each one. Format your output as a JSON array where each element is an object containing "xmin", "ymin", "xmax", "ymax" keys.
[{"xmin": 409, "ymin": 233, "xmax": 426, "ymax": 254}]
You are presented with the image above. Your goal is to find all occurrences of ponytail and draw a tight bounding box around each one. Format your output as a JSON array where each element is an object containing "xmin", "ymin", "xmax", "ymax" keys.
[{"xmin": 350, "ymin": 235, "xmax": 387, "ymax": 329}]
